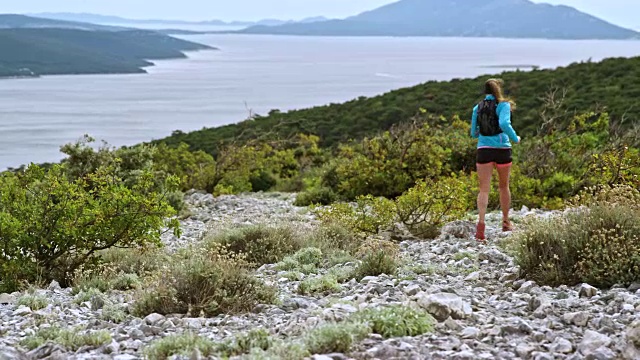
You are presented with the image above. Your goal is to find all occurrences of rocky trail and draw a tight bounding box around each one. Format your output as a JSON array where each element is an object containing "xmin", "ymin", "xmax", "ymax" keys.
[{"xmin": 1, "ymin": 192, "xmax": 639, "ymax": 360}]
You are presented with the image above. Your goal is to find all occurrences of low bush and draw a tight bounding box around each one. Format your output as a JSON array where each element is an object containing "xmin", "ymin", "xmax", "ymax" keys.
[
  {"xmin": 294, "ymin": 187, "xmax": 338, "ymax": 207},
  {"xmin": 132, "ymin": 243, "xmax": 277, "ymax": 317},
  {"xmin": 144, "ymin": 332, "xmax": 217, "ymax": 360},
  {"xmin": 353, "ymin": 250, "xmax": 399, "ymax": 280},
  {"xmin": 304, "ymin": 323, "xmax": 369, "ymax": 355},
  {"xmin": 395, "ymin": 177, "xmax": 469, "ymax": 238},
  {"xmin": 306, "ymin": 222, "xmax": 363, "ymax": 255},
  {"xmin": 513, "ymin": 185, "xmax": 640, "ymax": 288},
  {"xmin": 356, "ymin": 305, "xmax": 435, "ymax": 338},
  {"xmin": 16, "ymin": 294, "xmax": 49, "ymax": 310},
  {"xmin": 298, "ymin": 274, "xmax": 341, "ymax": 295},
  {"xmin": 313, "ymin": 195, "xmax": 396, "ymax": 236},
  {"xmin": 20, "ymin": 326, "xmax": 111, "ymax": 351},
  {"xmin": 217, "ymin": 329, "xmax": 273, "ymax": 357},
  {"xmin": 204, "ymin": 224, "xmax": 303, "ymax": 267}
]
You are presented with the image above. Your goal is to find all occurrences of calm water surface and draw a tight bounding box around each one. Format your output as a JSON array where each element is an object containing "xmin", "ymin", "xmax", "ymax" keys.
[{"xmin": 1, "ymin": 34, "xmax": 640, "ymax": 169}]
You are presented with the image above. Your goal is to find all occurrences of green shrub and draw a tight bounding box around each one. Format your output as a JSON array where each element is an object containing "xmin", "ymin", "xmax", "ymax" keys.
[
  {"xmin": 298, "ymin": 275, "xmax": 341, "ymax": 295},
  {"xmin": 74, "ymin": 288, "xmax": 105, "ymax": 305},
  {"xmin": 144, "ymin": 332, "xmax": 217, "ymax": 360},
  {"xmin": 101, "ymin": 304, "xmax": 127, "ymax": 323},
  {"xmin": 205, "ymin": 224, "xmax": 303, "ymax": 267},
  {"xmin": 513, "ymin": 185, "xmax": 640, "ymax": 287},
  {"xmin": 20, "ymin": 326, "xmax": 111, "ymax": 351},
  {"xmin": 276, "ymin": 248, "xmax": 323, "ymax": 274},
  {"xmin": 16, "ymin": 294, "xmax": 48, "ymax": 310},
  {"xmin": 306, "ymin": 222, "xmax": 362, "ymax": 255},
  {"xmin": 250, "ymin": 171, "xmax": 278, "ymax": 192},
  {"xmin": 314, "ymin": 195, "xmax": 396, "ymax": 236},
  {"xmin": 356, "ymin": 305, "xmax": 435, "ymax": 338},
  {"xmin": 132, "ymin": 243, "xmax": 277, "ymax": 317},
  {"xmin": 293, "ymin": 247, "xmax": 323, "ymax": 267},
  {"xmin": 98, "ymin": 247, "xmax": 167, "ymax": 276},
  {"xmin": 0, "ymin": 163, "xmax": 179, "ymax": 293},
  {"xmin": 245, "ymin": 341, "xmax": 309, "ymax": 360},
  {"xmin": 395, "ymin": 177, "xmax": 469, "ymax": 238},
  {"xmin": 353, "ymin": 250, "xmax": 399, "ymax": 280},
  {"xmin": 304, "ymin": 323, "xmax": 369, "ymax": 355},
  {"xmin": 294, "ymin": 187, "xmax": 338, "ymax": 206},
  {"xmin": 217, "ymin": 329, "xmax": 273, "ymax": 357}
]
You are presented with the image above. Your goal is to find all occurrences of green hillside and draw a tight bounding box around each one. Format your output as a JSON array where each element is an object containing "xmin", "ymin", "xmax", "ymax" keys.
[
  {"xmin": 156, "ymin": 56, "xmax": 640, "ymax": 154},
  {"xmin": 0, "ymin": 28, "xmax": 213, "ymax": 77}
]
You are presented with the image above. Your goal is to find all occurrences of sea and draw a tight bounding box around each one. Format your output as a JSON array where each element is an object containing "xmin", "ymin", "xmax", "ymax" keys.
[{"xmin": 2, "ymin": 29, "xmax": 640, "ymax": 169}]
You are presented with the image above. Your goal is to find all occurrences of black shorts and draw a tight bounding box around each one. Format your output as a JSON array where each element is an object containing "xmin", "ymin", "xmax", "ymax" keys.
[{"xmin": 477, "ymin": 148, "xmax": 512, "ymax": 165}]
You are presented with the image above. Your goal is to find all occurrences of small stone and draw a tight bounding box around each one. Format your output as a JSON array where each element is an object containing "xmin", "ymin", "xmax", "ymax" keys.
[
  {"xmin": 464, "ymin": 272, "xmax": 480, "ymax": 281},
  {"xmin": 12, "ymin": 306, "xmax": 31, "ymax": 316},
  {"xmin": 622, "ymin": 304, "xmax": 634, "ymax": 312},
  {"xmin": 516, "ymin": 344, "xmax": 535, "ymax": 358},
  {"xmin": 563, "ymin": 311, "xmax": 590, "ymax": 327},
  {"xmin": 404, "ymin": 284, "xmax": 421, "ymax": 296},
  {"xmin": 579, "ymin": 284, "xmax": 598, "ymax": 298},
  {"xmin": 533, "ymin": 353, "xmax": 554, "ymax": 360},
  {"xmin": 47, "ymin": 280, "xmax": 61, "ymax": 291},
  {"xmin": 361, "ymin": 276, "xmax": 378, "ymax": 284},
  {"xmin": 113, "ymin": 355, "xmax": 138, "ymax": 360},
  {"xmin": 517, "ymin": 280, "xmax": 537, "ymax": 294},
  {"xmin": 461, "ymin": 327, "xmax": 480, "ymax": 339},
  {"xmin": 144, "ymin": 313, "xmax": 166, "ymax": 326},
  {"xmin": 444, "ymin": 318, "xmax": 463, "ymax": 331},
  {"xmin": 323, "ymin": 354, "xmax": 348, "ymax": 360},
  {"xmin": 499, "ymin": 273, "xmax": 518, "ymax": 282},
  {"xmin": 101, "ymin": 340, "xmax": 120, "ymax": 354},
  {"xmin": 578, "ymin": 330, "xmax": 611, "ymax": 356},
  {"xmin": 0, "ymin": 293, "xmax": 15, "ymax": 305},
  {"xmin": 551, "ymin": 338, "xmax": 573, "ymax": 353},
  {"xmin": 586, "ymin": 346, "xmax": 617, "ymax": 360},
  {"xmin": 417, "ymin": 292, "xmax": 472, "ymax": 321},
  {"xmin": 628, "ymin": 283, "xmax": 640, "ymax": 292},
  {"xmin": 311, "ymin": 355, "xmax": 333, "ymax": 360},
  {"xmin": 183, "ymin": 318, "xmax": 203, "ymax": 330}
]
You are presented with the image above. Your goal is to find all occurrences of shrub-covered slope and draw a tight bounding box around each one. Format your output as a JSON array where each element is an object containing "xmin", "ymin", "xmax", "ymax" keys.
[{"xmin": 156, "ymin": 56, "xmax": 640, "ymax": 154}]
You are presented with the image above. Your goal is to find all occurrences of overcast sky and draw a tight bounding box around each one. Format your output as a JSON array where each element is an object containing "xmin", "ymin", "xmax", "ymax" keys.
[{"xmin": 3, "ymin": 0, "xmax": 638, "ymax": 29}]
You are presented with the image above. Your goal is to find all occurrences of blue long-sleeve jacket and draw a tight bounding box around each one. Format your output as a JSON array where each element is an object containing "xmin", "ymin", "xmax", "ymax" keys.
[{"xmin": 470, "ymin": 95, "xmax": 519, "ymax": 148}]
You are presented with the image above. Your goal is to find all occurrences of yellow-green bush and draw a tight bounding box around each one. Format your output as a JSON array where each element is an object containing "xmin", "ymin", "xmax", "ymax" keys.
[
  {"xmin": 204, "ymin": 224, "xmax": 304, "ymax": 267},
  {"xmin": 355, "ymin": 305, "xmax": 435, "ymax": 338},
  {"xmin": 313, "ymin": 195, "xmax": 397, "ymax": 236},
  {"xmin": 513, "ymin": 185, "xmax": 640, "ymax": 288},
  {"xmin": 396, "ymin": 176, "xmax": 469, "ymax": 238},
  {"xmin": 132, "ymin": 243, "xmax": 276, "ymax": 317}
]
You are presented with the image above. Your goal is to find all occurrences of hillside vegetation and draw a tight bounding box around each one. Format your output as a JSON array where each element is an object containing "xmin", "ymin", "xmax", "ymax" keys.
[
  {"xmin": 0, "ymin": 28, "xmax": 212, "ymax": 77},
  {"xmin": 158, "ymin": 56, "xmax": 640, "ymax": 153}
]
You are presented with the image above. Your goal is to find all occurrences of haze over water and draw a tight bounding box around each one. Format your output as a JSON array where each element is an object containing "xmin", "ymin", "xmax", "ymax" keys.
[{"xmin": 2, "ymin": 34, "xmax": 640, "ymax": 169}]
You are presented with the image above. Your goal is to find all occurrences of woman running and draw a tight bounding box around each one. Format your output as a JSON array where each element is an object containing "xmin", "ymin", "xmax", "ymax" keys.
[{"xmin": 471, "ymin": 78, "xmax": 521, "ymax": 242}]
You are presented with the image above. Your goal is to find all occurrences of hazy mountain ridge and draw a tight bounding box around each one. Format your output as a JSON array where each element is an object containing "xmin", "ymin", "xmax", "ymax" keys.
[
  {"xmin": 29, "ymin": 12, "xmax": 331, "ymax": 28},
  {"xmin": 237, "ymin": 0, "xmax": 639, "ymax": 39},
  {"xmin": 0, "ymin": 14, "xmax": 126, "ymax": 31}
]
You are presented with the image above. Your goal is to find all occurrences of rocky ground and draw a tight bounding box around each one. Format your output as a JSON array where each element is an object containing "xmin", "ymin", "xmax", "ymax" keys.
[{"xmin": 1, "ymin": 191, "xmax": 639, "ymax": 360}]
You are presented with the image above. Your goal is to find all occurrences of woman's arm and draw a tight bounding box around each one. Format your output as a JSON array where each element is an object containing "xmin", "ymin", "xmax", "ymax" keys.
[
  {"xmin": 498, "ymin": 103, "xmax": 519, "ymax": 143},
  {"xmin": 470, "ymin": 105, "xmax": 479, "ymax": 138}
]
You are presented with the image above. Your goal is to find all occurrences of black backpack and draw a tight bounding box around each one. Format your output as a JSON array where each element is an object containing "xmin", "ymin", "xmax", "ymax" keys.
[{"xmin": 477, "ymin": 99, "xmax": 503, "ymax": 136}]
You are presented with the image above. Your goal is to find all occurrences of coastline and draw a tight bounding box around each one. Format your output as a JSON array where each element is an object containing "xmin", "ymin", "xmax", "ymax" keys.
[{"xmin": 0, "ymin": 48, "xmax": 219, "ymax": 80}]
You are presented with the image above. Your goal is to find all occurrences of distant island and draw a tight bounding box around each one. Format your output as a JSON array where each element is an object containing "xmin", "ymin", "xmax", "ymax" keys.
[
  {"xmin": 236, "ymin": 0, "xmax": 639, "ymax": 40},
  {"xmin": 29, "ymin": 12, "xmax": 332, "ymax": 28},
  {"xmin": 0, "ymin": 15, "xmax": 213, "ymax": 78}
]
